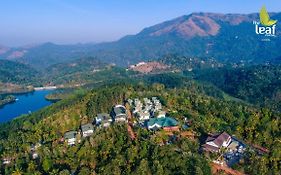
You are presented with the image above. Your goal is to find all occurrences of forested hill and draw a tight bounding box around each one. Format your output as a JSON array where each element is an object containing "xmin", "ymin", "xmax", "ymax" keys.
[
  {"xmin": 0, "ymin": 57, "xmax": 135, "ymax": 88},
  {"xmin": 194, "ymin": 64, "xmax": 281, "ymax": 111},
  {"xmin": 159, "ymin": 54, "xmax": 224, "ymax": 71},
  {"xmin": 0, "ymin": 83, "xmax": 280, "ymax": 174},
  {"xmin": 44, "ymin": 57, "xmax": 138, "ymax": 86},
  {"xmin": 0, "ymin": 60, "xmax": 40, "ymax": 85}
]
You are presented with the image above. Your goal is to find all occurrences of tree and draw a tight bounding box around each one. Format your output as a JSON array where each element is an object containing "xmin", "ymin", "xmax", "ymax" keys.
[
  {"xmin": 59, "ymin": 169, "xmax": 71, "ymax": 175},
  {"xmin": 135, "ymin": 159, "xmax": 151, "ymax": 175},
  {"xmin": 27, "ymin": 162, "xmax": 36, "ymax": 173},
  {"xmin": 78, "ymin": 167, "xmax": 91, "ymax": 175},
  {"xmin": 154, "ymin": 160, "xmax": 165, "ymax": 175},
  {"xmin": 42, "ymin": 158, "xmax": 53, "ymax": 172},
  {"xmin": 11, "ymin": 168, "xmax": 23, "ymax": 175}
]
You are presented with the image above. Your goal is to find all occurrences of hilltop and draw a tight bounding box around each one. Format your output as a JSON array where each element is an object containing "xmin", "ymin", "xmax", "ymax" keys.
[{"xmin": 0, "ymin": 83, "xmax": 280, "ymax": 174}]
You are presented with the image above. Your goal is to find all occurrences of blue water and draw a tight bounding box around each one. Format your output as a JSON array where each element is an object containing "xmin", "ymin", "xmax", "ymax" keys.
[{"xmin": 0, "ymin": 90, "xmax": 54, "ymax": 123}]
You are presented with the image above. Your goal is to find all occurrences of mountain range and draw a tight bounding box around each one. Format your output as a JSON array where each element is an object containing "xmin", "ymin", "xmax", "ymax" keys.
[
  {"xmin": 1, "ymin": 11, "xmax": 281, "ymax": 175},
  {"xmin": 0, "ymin": 12, "xmax": 281, "ymax": 69}
]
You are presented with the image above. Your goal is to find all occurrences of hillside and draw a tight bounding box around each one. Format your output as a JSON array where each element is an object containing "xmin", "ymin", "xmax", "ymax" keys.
[
  {"xmin": 0, "ymin": 83, "xmax": 280, "ymax": 174},
  {"xmin": 45, "ymin": 57, "xmax": 137, "ymax": 86},
  {"xmin": 0, "ymin": 57, "xmax": 136, "ymax": 89},
  {"xmin": 159, "ymin": 54, "xmax": 224, "ymax": 71},
  {"xmin": 0, "ymin": 60, "xmax": 41, "ymax": 86},
  {"xmin": 100, "ymin": 12, "xmax": 281, "ymax": 66},
  {"xmin": 128, "ymin": 61, "xmax": 170, "ymax": 73},
  {"xmin": 194, "ymin": 64, "xmax": 281, "ymax": 111},
  {"xmin": 1, "ymin": 12, "xmax": 280, "ymax": 68},
  {"xmin": 0, "ymin": 43, "xmax": 96, "ymax": 69}
]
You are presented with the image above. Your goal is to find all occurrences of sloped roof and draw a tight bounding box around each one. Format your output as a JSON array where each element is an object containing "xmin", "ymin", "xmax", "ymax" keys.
[
  {"xmin": 138, "ymin": 111, "xmax": 150, "ymax": 117},
  {"xmin": 113, "ymin": 105, "xmax": 126, "ymax": 116},
  {"xmin": 157, "ymin": 111, "xmax": 166, "ymax": 116},
  {"xmin": 64, "ymin": 131, "xmax": 77, "ymax": 139},
  {"xmin": 206, "ymin": 132, "xmax": 231, "ymax": 147},
  {"xmin": 202, "ymin": 143, "xmax": 220, "ymax": 152},
  {"xmin": 147, "ymin": 117, "xmax": 178, "ymax": 127},
  {"xmin": 228, "ymin": 141, "xmax": 239, "ymax": 150},
  {"xmin": 81, "ymin": 123, "xmax": 94, "ymax": 132},
  {"xmin": 97, "ymin": 113, "xmax": 111, "ymax": 121}
]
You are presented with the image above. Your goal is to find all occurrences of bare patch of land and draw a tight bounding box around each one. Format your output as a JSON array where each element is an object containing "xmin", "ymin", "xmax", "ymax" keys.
[
  {"xmin": 0, "ymin": 83, "xmax": 33, "ymax": 94},
  {"xmin": 128, "ymin": 61, "xmax": 170, "ymax": 74}
]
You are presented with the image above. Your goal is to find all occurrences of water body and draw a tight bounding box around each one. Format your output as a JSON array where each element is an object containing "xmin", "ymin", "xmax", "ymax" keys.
[{"xmin": 0, "ymin": 90, "xmax": 54, "ymax": 123}]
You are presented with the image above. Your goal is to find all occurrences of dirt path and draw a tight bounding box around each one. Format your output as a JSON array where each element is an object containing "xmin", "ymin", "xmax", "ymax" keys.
[
  {"xmin": 211, "ymin": 163, "xmax": 245, "ymax": 175},
  {"xmin": 125, "ymin": 103, "xmax": 136, "ymax": 140}
]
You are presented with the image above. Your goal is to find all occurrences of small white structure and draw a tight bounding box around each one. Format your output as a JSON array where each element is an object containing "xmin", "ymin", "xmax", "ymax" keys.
[
  {"xmin": 112, "ymin": 105, "xmax": 127, "ymax": 122},
  {"xmin": 143, "ymin": 98, "xmax": 152, "ymax": 105},
  {"xmin": 137, "ymin": 111, "xmax": 150, "ymax": 121},
  {"xmin": 2, "ymin": 158, "xmax": 11, "ymax": 165},
  {"xmin": 144, "ymin": 105, "xmax": 152, "ymax": 111},
  {"xmin": 64, "ymin": 131, "xmax": 77, "ymax": 145},
  {"xmin": 127, "ymin": 99, "xmax": 133, "ymax": 106},
  {"xmin": 96, "ymin": 113, "xmax": 112, "ymax": 128},
  {"xmin": 32, "ymin": 152, "xmax": 39, "ymax": 159},
  {"xmin": 81, "ymin": 123, "xmax": 94, "ymax": 137},
  {"xmin": 157, "ymin": 111, "xmax": 166, "ymax": 118}
]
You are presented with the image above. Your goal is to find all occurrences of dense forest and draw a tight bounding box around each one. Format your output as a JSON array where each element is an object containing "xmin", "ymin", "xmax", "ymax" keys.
[
  {"xmin": 1, "ymin": 54, "xmax": 281, "ymax": 108},
  {"xmin": 194, "ymin": 64, "xmax": 281, "ymax": 111},
  {"xmin": 0, "ymin": 82, "xmax": 280, "ymax": 174},
  {"xmin": 157, "ymin": 54, "xmax": 281, "ymax": 111},
  {"xmin": 0, "ymin": 55, "xmax": 281, "ymax": 175},
  {"xmin": 0, "ymin": 60, "xmax": 41, "ymax": 85},
  {"xmin": 46, "ymin": 58, "xmax": 136, "ymax": 85},
  {"xmin": 0, "ymin": 57, "xmax": 138, "ymax": 89},
  {"xmin": 159, "ymin": 54, "xmax": 224, "ymax": 71}
]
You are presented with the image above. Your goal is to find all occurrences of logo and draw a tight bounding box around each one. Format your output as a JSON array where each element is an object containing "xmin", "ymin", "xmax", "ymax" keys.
[{"xmin": 253, "ymin": 6, "xmax": 277, "ymax": 37}]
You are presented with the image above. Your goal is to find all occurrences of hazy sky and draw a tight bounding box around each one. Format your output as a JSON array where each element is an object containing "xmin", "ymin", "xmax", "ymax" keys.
[{"xmin": 0, "ymin": 0, "xmax": 280, "ymax": 46}]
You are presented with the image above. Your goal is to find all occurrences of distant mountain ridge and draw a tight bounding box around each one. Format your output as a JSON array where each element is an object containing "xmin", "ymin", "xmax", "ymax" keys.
[
  {"xmin": 0, "ymin": 12, "xmax": 281, "ymax": 68},
  {"xmin": 137, "ymin": 12, "xmax": 257, "ymax": 38},
  {"xmin": 0, "ymin": 45, "xmax": 10, "ymax": 55},
  {"xmin": 108, "ymin": 12, "xmax": 281, "ymax": 65}
]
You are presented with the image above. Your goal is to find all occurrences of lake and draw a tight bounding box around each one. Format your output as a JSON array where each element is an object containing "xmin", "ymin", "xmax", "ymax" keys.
[{"xmin": 0, "ymin": 90, "xmax": 54, "ymax": 123}]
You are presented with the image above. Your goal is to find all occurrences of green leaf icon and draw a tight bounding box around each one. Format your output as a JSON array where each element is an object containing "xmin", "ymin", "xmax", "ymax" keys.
[{"xmin": 260, "ymin": 6, "xmax": 277, "ymax": 26}]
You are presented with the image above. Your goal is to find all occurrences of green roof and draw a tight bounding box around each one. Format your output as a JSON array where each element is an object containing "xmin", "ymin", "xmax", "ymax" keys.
[{"xmin": 147, "ymin": 117, "xmax": 178, "ymax": 127}]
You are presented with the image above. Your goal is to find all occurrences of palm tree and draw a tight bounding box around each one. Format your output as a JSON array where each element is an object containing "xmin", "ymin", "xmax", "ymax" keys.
[{"xmin": 11, "ymin": 168, "xmax": 23, "ymax": 175}]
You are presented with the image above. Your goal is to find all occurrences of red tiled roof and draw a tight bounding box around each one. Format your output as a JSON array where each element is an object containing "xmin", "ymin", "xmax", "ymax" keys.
[{"xmin": 163, "ymin": 126, "xmax": 180, "ymax": 132}]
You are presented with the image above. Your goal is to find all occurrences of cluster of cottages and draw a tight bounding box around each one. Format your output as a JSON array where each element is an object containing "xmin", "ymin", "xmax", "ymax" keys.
[
  {"xmin": 64, "ymin": 97, "xmax": 180, "ymax": 145},
  {"xmin": 1, "ymin": 96, "xmax": 266, "ymax": 169},
  {"xmin": 128, "ymin": 97, "xmax": 179, "ymax": 131},
  {"xmin": 202, "ymin": 132, "xmax": 246, "ymax": 166},
  {"xmin": 64, "ymin": 104, "xmax": 128, "ymax": 145},
  {"xmin": 57, "ymin": 97, "xmax": 250, "ymax": 167}
]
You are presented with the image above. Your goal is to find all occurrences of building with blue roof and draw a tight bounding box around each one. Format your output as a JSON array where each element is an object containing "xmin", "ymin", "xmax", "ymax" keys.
[{"xmin": 146, "ymin": 117, "xmax": 179, "ymax": 130}]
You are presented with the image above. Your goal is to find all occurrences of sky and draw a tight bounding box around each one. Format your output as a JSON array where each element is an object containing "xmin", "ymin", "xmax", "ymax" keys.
[{"xmin": 0, "ymin": 0, "xmax": 280, "ymax": 47}]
